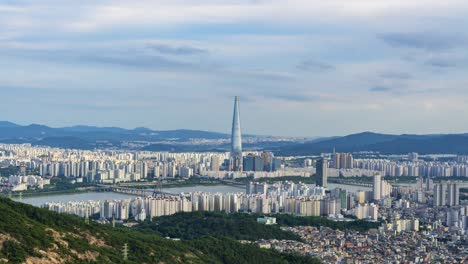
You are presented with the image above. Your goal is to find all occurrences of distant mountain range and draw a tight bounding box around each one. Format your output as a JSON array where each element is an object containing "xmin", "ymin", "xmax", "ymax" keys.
[
  {"xmin": 0, "ymin": 121, "xmax": 229, "ymax": 149},
  {"xmin": 0, "ymin": 121, "xmax": 299, "ymax": 151},
  {"xmin": 2, "ymin": 121, "xmax": 468, "ymax": 154},
  {"xmin": 0, "ymin": 121, "xmax": 228, "ymax": 139},
  {"xmin": 277, "ymin": 132, "xmax": 468, "ymax": 155}
]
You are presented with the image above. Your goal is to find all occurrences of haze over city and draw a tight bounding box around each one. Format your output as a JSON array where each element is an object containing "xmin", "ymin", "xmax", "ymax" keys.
[{"xmin": 2, "ymin": 1, "xmax": 468, "ymax": 136}]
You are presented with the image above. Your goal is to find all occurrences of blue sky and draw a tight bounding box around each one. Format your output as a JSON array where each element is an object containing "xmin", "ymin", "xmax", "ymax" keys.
[{"xmin": 1, "ymin": 0, "xmax": 468, "ymax": 137}]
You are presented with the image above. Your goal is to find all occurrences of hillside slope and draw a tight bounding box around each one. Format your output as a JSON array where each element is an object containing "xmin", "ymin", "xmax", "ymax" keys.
[{"xmin": 0, "ymin": 197, "xmax": 319, "ymax": 264}]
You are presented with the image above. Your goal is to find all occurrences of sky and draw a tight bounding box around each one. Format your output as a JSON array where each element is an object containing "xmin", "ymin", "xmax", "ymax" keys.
[{"xmin": 1, "ymin": 0, "xmax": 468, "ymax": 137}]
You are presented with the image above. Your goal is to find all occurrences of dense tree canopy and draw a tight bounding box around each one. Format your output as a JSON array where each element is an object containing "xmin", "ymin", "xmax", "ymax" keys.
[{"xmin": 0, "ymin": 197, "xmax": 320, "ymax": 263}]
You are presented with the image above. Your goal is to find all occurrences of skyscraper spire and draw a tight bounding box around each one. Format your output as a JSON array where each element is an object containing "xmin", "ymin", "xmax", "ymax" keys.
[{"xmin": 231, "ymin": 96, "xmax": 243, "ymax": 171}]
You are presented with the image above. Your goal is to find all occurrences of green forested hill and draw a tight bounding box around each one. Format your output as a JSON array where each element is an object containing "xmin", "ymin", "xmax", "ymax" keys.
[
  {"xmin": 137, "ymin": 211, "xmax": 302, "ymax": 241},
  {"xmin": 0, "ymin": 197, "xmax": 319, "ymax": 264}
]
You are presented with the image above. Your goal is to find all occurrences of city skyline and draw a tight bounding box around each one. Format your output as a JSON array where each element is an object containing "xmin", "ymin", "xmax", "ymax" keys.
[
  {"xmin": 1, "ymin": 1, "xmax": 468, "ymax": 263},
  {"xmin": 2, "ymin": 1, "xmax": 468, "ymax": 136}
]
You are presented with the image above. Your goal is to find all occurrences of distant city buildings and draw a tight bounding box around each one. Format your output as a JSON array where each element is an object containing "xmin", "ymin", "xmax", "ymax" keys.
[
  {"xmin": 243, "ymin": 152, "xmax": 282, "ymax": 172},
  {"xmin": 332, "ymin": 153, "xmax": 354, "ymax": 169},
  {"xmin": 354, "ymin": 158, "xmax": 468, "ymax": 177},
  {"xmin": 372, "ymin": 173, "xmax": 392, "ymax": 201},
  {"xmin": 257, "ymin": 217, "xmax": 277, "ymax": 225},
  {"xmin": 408, "ymin": 152, "xmax": 419, "ymax": 162},
  {"xmin": 354, "ymin": 203, "xmax": 379, "ymax": 220},
  {"xmin": 43, "ymin": 181, "xmax": 355, "ymax": 220},
  {"xmin": 1, "ymin": 175, "xmax": 51, "ymax": 191},
  {"xmin": 434, "ymin": 183, "xmax": 459, "ymax": 207},
  {"xmin": 316, "ymin": 158, "xmax": 328, "ymax": 187}
]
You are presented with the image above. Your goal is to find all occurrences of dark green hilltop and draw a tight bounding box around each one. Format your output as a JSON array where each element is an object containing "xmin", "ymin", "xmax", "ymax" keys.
[{"xmin": 0, "ymin": 197, "xmax": 320, "ymax": 264}]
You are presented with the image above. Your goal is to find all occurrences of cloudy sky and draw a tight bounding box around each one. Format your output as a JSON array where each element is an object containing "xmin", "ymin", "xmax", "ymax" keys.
[{"xmin": 1, "ymin": 0, "xmax": 468, "ymax": 137}]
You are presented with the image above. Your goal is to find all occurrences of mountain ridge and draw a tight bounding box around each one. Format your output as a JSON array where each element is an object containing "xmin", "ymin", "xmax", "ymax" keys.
[
  {"xmin": 277, "ymin": 131, "xmax": 468, "ymax": 155},
  {"xmin": 2, "ymin": 121, "xmax": 468, "ymax": 154}
]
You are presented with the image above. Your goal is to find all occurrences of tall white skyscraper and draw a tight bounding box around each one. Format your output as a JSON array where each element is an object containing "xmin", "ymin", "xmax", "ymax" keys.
[
  {"xmin": 230, "ymin": 96, "xmax": 243, "ymax": 171},
  {"xmin": 373, "ymin": 174, "xmax": 382, "ymax": 200}
]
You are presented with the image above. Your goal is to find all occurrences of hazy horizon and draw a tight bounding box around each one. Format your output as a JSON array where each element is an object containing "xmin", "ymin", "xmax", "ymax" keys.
[
  {"xmin": 3, "ymin": 119, "xmax": 468, "ymax": 139},
  {"xmin": 2, "ymin": 1, "xmax": 468, "ymax": 136}
]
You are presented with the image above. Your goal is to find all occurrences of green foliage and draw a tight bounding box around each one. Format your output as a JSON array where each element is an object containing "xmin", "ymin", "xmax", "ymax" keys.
[
  {"xmin": 0, "ymin": 197, "xmax": 320, "ymax": 263},
  {"xmin": 189, "ymin": 236, "xmax": 320, "ymax": 264},
  {"xmin": 1, "ymin": 240, "xmax": 28, "ymax": 263},
  {"xmin": 433, "ymin": 177, "xmax": 468, "ymax": 182},
  {"xmin": 384, "ymin": 176, "xmax": 417, "ymax": 183},
  {"xmin": 0, "ymin": 198, "xmax": 55, "ymax": 260},
  {"xmin": 138, "ymin": 211, "xmax": 301, "ymax": 241}
]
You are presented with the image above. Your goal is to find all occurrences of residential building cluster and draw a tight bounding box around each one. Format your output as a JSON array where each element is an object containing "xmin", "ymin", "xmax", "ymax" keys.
[
  {"xmin": 0, "ymin": 144, "xmax": 289, "ymax": 183},
  {"xmin": 42, "ymin": 182, "xmax": 325, "ymax": 220},
  {"xmin": 303, "ymin": 152, "xmax": 468, "ymax": 178},
  {"xmin": 1, "ymin": 175, "xmax": 51, "ymax": 191},
  {"xmin": 41, "ymin": 177, "xmax": 414, "ymax": 222},
  {"xmin": 354, "ymin": 158, "xmax": 468, "ymax": 177},
  {"xmin": 446, "ymin": 206, "xmax": 468, "ymax": 231},
  {"xmin": 434, "ymin": 183, "xmax": 460, "ymax": 207},
  {"xmin": 382, "ymin": 219, "xmax": 420, "ymax": 233},
  {"xmin": 265, "ymin": 225, "xmax": 467, "ymax": 263}
]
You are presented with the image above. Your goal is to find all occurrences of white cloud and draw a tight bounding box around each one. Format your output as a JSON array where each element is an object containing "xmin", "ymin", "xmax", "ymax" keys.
[
  {"xmin": 2, "ymin": 0, "xmax": 466, "ymax": 34},
  {"xmin": 1, "ymin": 0, "xmax": 468, "ymax": 135},
  {"xmin": 59, "ymin": 0, "xmax": 468, "ymax": 32}
]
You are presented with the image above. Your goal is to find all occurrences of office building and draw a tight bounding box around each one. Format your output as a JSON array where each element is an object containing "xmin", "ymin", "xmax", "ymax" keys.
[{"xmin": 316, "ymin": 158, "xmax": 328, "ymax": 187}]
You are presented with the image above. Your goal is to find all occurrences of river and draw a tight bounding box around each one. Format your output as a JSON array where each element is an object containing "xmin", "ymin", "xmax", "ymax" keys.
[
  {"xmin": 19, "ymin": 184, "xmax": 245, "ymax": 207},
  {"xmin": 326, "ymin": 183, "xmax": 372, "ymax": 192},
  {"xmin": 18, "ymin": 183, "xmax": 369, "ymax": 207}
]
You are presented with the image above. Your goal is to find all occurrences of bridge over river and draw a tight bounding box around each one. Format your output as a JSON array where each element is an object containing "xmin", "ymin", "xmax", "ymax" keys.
[{"xmin": 95, "ymin": 184, "xmax": 176, "ymax": 197}]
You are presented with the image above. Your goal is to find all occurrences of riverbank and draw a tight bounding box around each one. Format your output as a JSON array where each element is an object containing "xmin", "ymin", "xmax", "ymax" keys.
[
  {"xmin": 18, "ymin": 184, "xmax": 246, "ymax": 206},
  {"xmin": 6, "ymin": 187, "xmax": 96, "ymax": 198},
  {"xmin": 235, "ymin": 176, "xmax": 316, "ymax": 184},
  {"xmin": 5, "ymin": 181, "xmax": 244, "ymax": 198},
  {"xmin": 121, "ymin": 182, "xmax": 233, "ymax": 189}
]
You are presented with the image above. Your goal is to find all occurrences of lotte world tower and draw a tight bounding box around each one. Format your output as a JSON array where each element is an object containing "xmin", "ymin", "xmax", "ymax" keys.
[{"xmin": 230, "ymin": 96, "xmax": 243, "ymax": 171}]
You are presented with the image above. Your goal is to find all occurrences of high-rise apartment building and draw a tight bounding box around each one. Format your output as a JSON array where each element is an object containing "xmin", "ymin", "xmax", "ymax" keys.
[
  {"xmin": 435, "ymin": 183, "xmax": 460, "ymax": 207},
  {"xmin": 373, "ymin": 174, "xmax": 382, "ymax": 200},
  {"xmin": 434, "ymin": 183, "xmax": 447, "ymax": 207},
  {"xmin": 210, "ymin": 155, "xmax": 220, "ymax": 171},
  {"xmin": 332, "ymin": 153, "xmax": 354, "ymax": 169},
  {"xmin": 373, "ymin": 173, "xmax": 392, "ymax": 201},
  {"xmin": 448, "ymin": 183, "xmax": 460, "ymax": 206}
]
